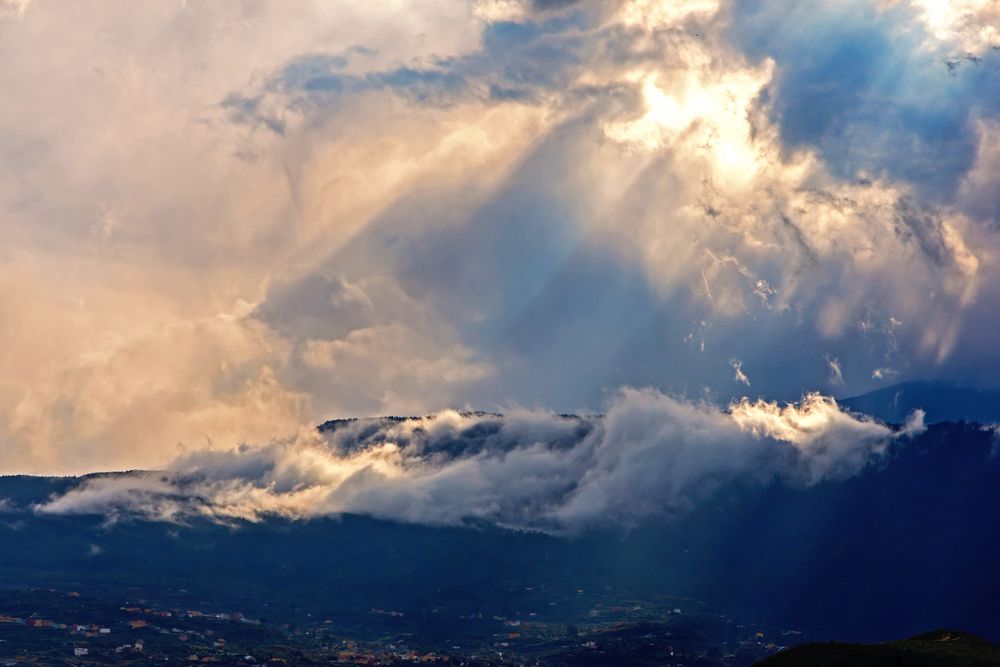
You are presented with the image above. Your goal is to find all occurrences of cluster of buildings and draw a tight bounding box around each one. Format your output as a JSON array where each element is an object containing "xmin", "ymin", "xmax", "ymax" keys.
[
  {"xmin": 122, "ymin": 605, "xmax": 259, "ymax": 624},
  {"xmin": 0, "ymin": 598, "xmax": 269, "ymax": 662},
  {"xmin": 0, "ymin": 614, "xmax": 111, "ymax": 635},
  {"xmin": 114, "ymin": 638, "xmax": 145, "ymax": 653},
  {"xmin": 331, "ymin": 649, "xmax": 449, "ymax": 664}
]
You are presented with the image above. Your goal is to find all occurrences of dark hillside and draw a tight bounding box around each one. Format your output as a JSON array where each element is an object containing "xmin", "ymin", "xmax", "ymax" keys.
[{"xmin": 758, "ymin": 629, "xmax": 1000, "ymax": 666}]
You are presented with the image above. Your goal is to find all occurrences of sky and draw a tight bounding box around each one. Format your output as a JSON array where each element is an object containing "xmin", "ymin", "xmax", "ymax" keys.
[{"xmin": 1, "ymin": 0, "xmax": 999, "ymax": 477}]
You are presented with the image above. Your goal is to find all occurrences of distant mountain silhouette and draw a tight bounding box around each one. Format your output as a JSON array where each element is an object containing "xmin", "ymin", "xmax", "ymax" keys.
[
  {"xmin": 758, "ymin": 629, "xmax": 1000, "ymax": 666},
  {"xmin": 842, "ymin": 381, "xmax": 1000, "ymax": 424}
]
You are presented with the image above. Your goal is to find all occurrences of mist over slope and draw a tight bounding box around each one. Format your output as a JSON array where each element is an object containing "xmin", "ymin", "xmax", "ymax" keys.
[{"xmin": 31, "ymin": 389, "xmax": 922, "ymax": 532}]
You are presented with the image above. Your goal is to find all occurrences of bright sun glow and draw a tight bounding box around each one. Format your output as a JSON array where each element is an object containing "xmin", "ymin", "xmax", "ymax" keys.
[
  {"xmin": 618, "ymin": 0, "xmax": 721, "ymax": 30},
  {"xmin": 907, "ymin": 0, "xmax": 1000, "ymax": 52},
  {"xmin": 604, "ymin": 59, "xmax": 774, "ymax": 190}
]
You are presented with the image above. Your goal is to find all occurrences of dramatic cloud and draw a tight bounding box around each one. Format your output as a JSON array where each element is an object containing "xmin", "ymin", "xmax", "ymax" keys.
[
  {"xmin": 0, "ymin": 0, "xmax": 997, "ymax": 474},
  {"xmin": 36, "ymin": 390, "xmax": 924, "ymax": 532}
]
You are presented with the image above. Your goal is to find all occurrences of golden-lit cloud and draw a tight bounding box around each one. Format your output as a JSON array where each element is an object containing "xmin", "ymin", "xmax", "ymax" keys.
[
  {"xmin": 616, "ymin": 0, "xmax": 720, "ymax": 30},
  {"xmin": 0, "ymin": 0, "xmax": 548, "ymax": 473}
]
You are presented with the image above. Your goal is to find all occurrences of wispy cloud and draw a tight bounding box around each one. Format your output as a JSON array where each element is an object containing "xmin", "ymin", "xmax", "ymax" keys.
[{"xmin": 731, "ymin": 359, "xmax": 751, "ymax": 387}]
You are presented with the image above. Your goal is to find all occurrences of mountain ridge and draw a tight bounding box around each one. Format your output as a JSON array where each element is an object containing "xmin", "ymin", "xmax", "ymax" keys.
[{"xmin": 841, "ymin": 380, "xmax": 1000, "ymax": 425}]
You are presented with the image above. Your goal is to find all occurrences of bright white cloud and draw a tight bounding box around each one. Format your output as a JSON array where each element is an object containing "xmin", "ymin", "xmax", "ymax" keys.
[
  {"xmin": 474, "ymin": 0, "xmax": 531, "ymax": 23},
  {"xmin": 906, "ymin": 0, "xmax": 1000, "ymax": 53},
  {"xmin": 616, "ymin": 0, "xmax": 720, "ymax": 30},
  {"xmin": 603, "ymin": 49, "xmax": 775, "ymax": 191}
]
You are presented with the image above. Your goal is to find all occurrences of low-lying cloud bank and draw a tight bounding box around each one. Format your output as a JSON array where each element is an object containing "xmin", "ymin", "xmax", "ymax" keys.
[{"xmin": 36, "ymin": 389, "xmax": 924, "ymax": 533}]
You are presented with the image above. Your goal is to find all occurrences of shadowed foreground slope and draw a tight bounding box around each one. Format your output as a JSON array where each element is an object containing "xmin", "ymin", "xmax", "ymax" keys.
[{"xmin": 758, "ymin": 630, "xmax": 1000, "ymax": 667}]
